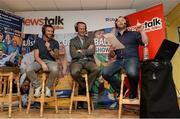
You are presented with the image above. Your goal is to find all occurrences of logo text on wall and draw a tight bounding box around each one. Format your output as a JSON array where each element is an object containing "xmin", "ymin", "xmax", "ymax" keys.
[
  {"xmin": 24, "ymin": 16, "xmax": 64, "ymax": 29},
  {"xmin": 128, "ymin": 17, "xmax": 163, "ymax": 32}
]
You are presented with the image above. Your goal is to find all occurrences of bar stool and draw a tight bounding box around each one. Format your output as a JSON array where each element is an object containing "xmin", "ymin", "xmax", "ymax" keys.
[
  {"xmin": 0, "ymin": 67, "xmax": 21, "ymax": 118},
  {"xmin": 26, "ymin": 70, "xmax": 58, "ymax": 117},
  {"xmin": 69, "ymin": 70, "xmax": 94, "ymax": 114},
  {"xmin": 118, "ymin": 73, "xmax": 140, "ymax": 119}
]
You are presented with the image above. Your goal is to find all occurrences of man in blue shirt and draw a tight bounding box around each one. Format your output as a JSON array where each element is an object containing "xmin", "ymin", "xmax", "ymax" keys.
[
  {"xmin": 102, "ymin": 16, "xmax": 149, "ymax": 99},
  {"xmin": 26, "ymin": 24, "xmax": 59, "ymax": 97}
]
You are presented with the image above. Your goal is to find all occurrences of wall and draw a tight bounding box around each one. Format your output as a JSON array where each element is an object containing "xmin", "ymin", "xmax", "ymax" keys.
[
  {"xmin": 165, "ymin": 3, "xmax": 180, "ymax": 108},
  {"xmin": 15, "ymin": 9, "xmax": 135, "ymax": 34}
]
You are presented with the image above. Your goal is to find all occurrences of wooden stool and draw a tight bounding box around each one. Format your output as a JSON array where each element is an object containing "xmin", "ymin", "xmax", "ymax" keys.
[
  {"xmin": 0, "ymin": 67, "xmax": 21, "ymax": 118},
  {"xmin": 69, "ymin": 72, "xmax": 94, "ymax": 114},
  {"xmin": 118, "ymin": 73, "xmax": 140, "ymax": 119},
  {"xmin": 26, "ymin": 71, "xmax": 58, "ymax": 117}
]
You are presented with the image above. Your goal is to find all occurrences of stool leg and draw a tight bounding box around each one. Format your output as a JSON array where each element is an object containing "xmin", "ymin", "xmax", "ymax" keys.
[
  {"xmin": 53, "ymin": 84, "xmax": 58, "ymax": 113},
  {"xmin": 0, "ymin": 76, "xmax": 4, "ymax": 111},
  {"xmin": 84, "ymin": 74, "xmax": 91, "ymax": 114},
  {"xmin": 118, "ymin": 74, "xmax": 125, "ymax": 119},
  {"xmin": 26, "ymin": 84, "xmax": 33, "ymax": 114},
  {"xmin": 69, "ymin": 81, "xmax": 76, "ymax": 114},
  {"xmin": 3, "ymin": 77, "xmax": 7, "ymax": 96},
  {"xmin": 16, "ymin": 74, "xmax": 22, "ymax": 112},
  {"xmin": 91, "ymin": 97, "xmax": 94, "ymax": 111},
  {"xmin": 8, "ymin": 73, "xmax": 13, "ymax": 118},
  {"xmin": 74, "ymin": 83, "xmax": 78, "ymax": 110},
  {"xmin": 40, "ymin": 74, "xmax": 46, "ymax": 117},
  {"xmin": 2, "ymin": 77, "xmax": 7, "ymax": 112}
]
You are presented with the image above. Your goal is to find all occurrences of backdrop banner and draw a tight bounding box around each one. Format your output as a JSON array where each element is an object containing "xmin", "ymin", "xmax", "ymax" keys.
[
  {"xmin": 19, "ymin": 4, "xmax": 165, "ymax": 108},
  {"xmin": 126, "ymin": 4, "xmax": 165, "ymax": 60}
]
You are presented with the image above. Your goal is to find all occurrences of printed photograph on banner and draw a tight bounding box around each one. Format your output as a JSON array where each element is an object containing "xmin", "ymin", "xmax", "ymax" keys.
[
  {"xmin": 90, "ymin": 27, "xmax": 120, "ymax": 109},
  {"xmin": 0, "ymin": 28, "xmax": 23, "ymax": 67},
  {"xmin": 22, "ymin": 34, "xmax": 38, "ymax": 54},
  {"xmin": 55, "ymin": 33, "xmax": 76, "ymax": 76}
]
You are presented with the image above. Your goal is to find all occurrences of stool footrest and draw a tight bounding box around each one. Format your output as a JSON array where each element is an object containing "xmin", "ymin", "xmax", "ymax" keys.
[
  {"xmin": 0, "ymin": 96, "xmax": 20, "ymax": 102},
  {"xmin": 122, "ymin": 98, "xmax": 140, "ymax": 104},
  {"xmin": 72, "ymin": 96, "xmax": 89, "ymax": 101},
  {"xmin": 31, "ymin": 97, "xmax": 56, "ymax": 102}
]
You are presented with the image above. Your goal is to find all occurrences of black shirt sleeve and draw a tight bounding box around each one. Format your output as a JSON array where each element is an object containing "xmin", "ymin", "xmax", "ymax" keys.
[
  {"xmin": 33, "ymin": 39, "xmax": 39, "ymax": 50},
  {"xmin": 135, "ymin": 32, "xmax": 144, "ymax": 45},
  {"xmin": 52, "ymin": 40, "xmax": 59, "ymax": 50}
]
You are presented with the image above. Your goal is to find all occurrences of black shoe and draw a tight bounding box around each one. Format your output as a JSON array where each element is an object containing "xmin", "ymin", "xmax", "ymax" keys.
[
  {"xmin": 129, "ymin": 92, "xmax": 137, "ymax": 99},
  {"xmin": 31, "ymin": 102, "xmax": 40, "ymax": 109},
  {"xmin": 129, "ymin": 94, "xmax": 136, "ymax": 99},
  {"xmin": 77, "ymin": 102, "xmax": 85, "ymax": 109}
]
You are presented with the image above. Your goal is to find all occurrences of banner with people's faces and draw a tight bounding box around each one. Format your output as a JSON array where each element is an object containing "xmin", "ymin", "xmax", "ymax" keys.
[{"xmin": 0, "ymin": 10, "xmax": 23, "ymax": 66}]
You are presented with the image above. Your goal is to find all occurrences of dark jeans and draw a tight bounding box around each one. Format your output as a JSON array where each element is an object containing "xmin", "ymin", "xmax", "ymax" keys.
[
  {"xmin": 70, "ymin": 60, "xmax": 100, "ymax": 92},
  {"xmin": 102, "ymin": 58, "xmax": 140, "ymax": 96}
]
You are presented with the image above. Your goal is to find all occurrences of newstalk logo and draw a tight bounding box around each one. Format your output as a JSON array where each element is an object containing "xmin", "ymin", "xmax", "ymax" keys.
[
  {"xmin": 128, "ymin": 17, "xmax": 162, "ymax": 32},
  {"xmin": 23, "ymin": 16, "xmax": 64, "ymax": 29}
]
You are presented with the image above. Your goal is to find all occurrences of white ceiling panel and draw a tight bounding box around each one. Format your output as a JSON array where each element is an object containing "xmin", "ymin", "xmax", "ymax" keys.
[
  {"xmin": 161, "ymin": 0, "xmax": 180, "ymax": 14},
  {"xmin": 132, "ymin": 0, "xmax": 162, "ymax": 11},
  {"xmin": 27, "ymin": 0, "xmax": 57, "ymax": 11},
  {"xmin": 54, "ymin": 0, "xmax": 81, "ymax": 10},
  {"xmin": 107, "ymin": 0, "xmax": 134, "ymax": 9},
  {"xmin": 81, "ymin": 0, "xmax": 107, "ymax": 10},
  {"xmin": 1, "ymin": 0, "xmax": 33, "ymax": 11}
]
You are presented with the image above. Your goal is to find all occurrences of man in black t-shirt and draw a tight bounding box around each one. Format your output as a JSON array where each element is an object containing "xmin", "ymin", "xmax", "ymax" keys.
[{"xmin": 26, "ymin": 25, "xmax": 59, "ymax": 97}]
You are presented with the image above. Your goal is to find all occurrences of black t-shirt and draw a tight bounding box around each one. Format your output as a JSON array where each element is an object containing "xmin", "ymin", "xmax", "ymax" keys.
[{"xmin": 33, "ymin": 37, "xmax": 59, "ymax": 61}]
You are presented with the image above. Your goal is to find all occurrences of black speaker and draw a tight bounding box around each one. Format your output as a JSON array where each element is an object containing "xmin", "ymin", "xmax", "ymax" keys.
[{"xmin": 140, "ymin": 61, "xmax": 180, "ymax": 118}]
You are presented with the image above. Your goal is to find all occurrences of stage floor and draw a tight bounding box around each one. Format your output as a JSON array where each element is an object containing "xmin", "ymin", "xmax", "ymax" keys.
[{"xmin": 0, "ymin": 108, "xmax": 139, "ymax": 118}]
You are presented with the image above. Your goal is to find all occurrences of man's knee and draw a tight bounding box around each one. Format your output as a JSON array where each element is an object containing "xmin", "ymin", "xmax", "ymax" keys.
[
  {"xmin": 70, "ymin": 68, "xmax": 81, "ymax": 77},
  {"xmin": 127, "ymin": 70, "xmax": 138, "ymax": 79},
  {"xmin": 102, "ymin": 69, "xmax": 111, "ymax": 80},
  {"xmin": 26, "ymin": 65, "xmax": 34, "ymax": 74},
  {"xmin": 49, "ymin": 64, "xmax": 59, "ymax": 74}
]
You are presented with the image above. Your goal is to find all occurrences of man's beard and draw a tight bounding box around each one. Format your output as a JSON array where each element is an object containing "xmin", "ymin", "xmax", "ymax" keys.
[
  {"xmin": 118, "ymin": 25, "xmax": 126, "ymax": 30},
  {"xmin": 45, "ymin": 34, "xmax": 53, "ymax": 39}
]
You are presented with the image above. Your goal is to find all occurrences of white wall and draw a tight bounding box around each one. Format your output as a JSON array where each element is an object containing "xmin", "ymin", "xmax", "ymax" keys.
[{"xmin": 16, "ymin": 9, "xmax": 136, "ymax": 34}]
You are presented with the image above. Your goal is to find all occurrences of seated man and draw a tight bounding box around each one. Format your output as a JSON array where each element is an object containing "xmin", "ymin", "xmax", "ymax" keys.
[
  {"xmin": 69, "ymin": 21, "xmax": 100, "ymax": 94},
  {"xmin": 26, "ymin": 24, "xmax": 59, "ymax": 97},
  {"xmin": 102, "ymin": 16, "xmax": 148, "ymax": 99}
]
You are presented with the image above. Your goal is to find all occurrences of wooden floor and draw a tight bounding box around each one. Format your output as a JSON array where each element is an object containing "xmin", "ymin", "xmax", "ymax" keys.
[{"xmin": 0, "ymin": 107, "xmax": 139, "ymax": 118}]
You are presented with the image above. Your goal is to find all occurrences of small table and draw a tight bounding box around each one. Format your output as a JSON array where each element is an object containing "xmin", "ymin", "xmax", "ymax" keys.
[{"xmin": 0, "ymin": 66, "xmax": 22, "ymax": 117}]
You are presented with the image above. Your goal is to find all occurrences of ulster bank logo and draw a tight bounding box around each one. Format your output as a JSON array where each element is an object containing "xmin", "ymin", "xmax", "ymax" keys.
[{"xmin": 24, "ymin": 16, "xmax": 64, "ymax": 29}]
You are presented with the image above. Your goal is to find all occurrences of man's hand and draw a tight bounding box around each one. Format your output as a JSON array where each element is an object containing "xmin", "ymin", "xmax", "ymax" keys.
[
  {"xmin": 109, "ymin": 45, "xmax": 116, "ymax": 51},
  {"xmin": 45, "ymin": 41, "xmax": 51, "ymax": 50},
  {"xmin": 88, "ymin": 44, "xmax": 94, "ymax": 49},
  {"xmin": 41, "ymin": 63, "xmax": 48, "ymax": 71}
]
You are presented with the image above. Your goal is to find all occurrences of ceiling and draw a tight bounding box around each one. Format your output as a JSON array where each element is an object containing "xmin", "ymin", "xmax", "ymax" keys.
[{"xmin": 0, "ymin": 0, "xmax": 179, "ymax": 15}]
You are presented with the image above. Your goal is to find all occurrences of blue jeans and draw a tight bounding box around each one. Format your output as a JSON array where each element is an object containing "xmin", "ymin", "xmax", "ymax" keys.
[{"xmin": 102, "ymin": 58, "xmax": 140, "ymax": 95}]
